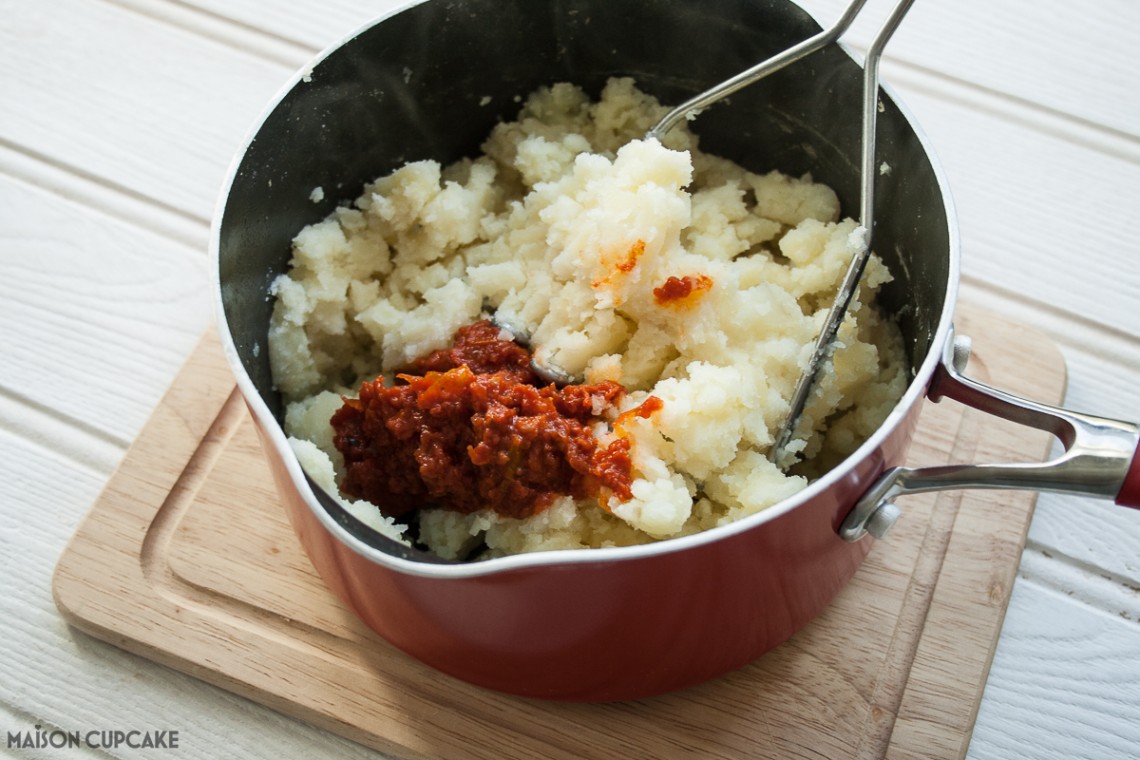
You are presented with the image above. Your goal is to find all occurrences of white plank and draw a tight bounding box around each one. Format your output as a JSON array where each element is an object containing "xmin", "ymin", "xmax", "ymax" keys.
[
  {"xmin": 1017, "ymin": 545, "xmax": 1140, "ymax": 623},
  {"xmin": 0, "ymin": 140, "xmax": 208, "ymax": 253},
  {"xmin": 883, "ymin": 75, "xmax": 1140, "ymax": 341},
  {"xmin": 0, "ymin": 431, "xmax": 384, "ymax": 760},
  {"xmin": 0, "ymin": 702, "xmax": 109, "ymax": 759},
  {"xmin": 0, "ymin": 392, "xmax": 122, "ymax": 479},
  {"xmin": 968, "ymin": 577, "xmax": 1140, "ymax": 760},
  {"xmin": 0, "ymin": 0, "xmax": 293, "ymax": 223},
  {"xmin": 0, "ymin": 175, "xmax": 209, "ymax": 448},
  {"xmin": 103, "ymin": 0, "xmax": 316, "ymax": 67},
  {"xmin": 1030, "ymin": 491, "xmax": 1140, "ymax": 592},
  {"xmin": 153, "ymin": 0, "xmax": 409, "ymax": 51},
  {"xmin": 799, "ymin": 0, "xmax": 1140, "ymax": 140}
]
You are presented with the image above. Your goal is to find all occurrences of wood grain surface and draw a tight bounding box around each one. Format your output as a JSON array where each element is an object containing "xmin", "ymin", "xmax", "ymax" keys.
[{"xmin": 53, "ymin": 307, "xmax": 1063, "ymax": 760}]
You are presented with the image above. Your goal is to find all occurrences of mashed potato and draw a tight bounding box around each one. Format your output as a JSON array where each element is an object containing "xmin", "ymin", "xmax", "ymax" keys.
[{"xmin": 268, "ymin": 77, "xmax": 908, "ymax": 559}]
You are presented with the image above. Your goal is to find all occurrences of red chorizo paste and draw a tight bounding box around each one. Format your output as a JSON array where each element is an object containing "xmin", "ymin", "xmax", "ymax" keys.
[
  {"xmin": 653, "ymin": 274, "xmax": 713, "ymax": 306},
  {"xmin": 616, "ymin": 394, "xmax": 664, "ymax": 426},
  {"xmin": 330, "ymin": 320, "xmax": 636, "ymax": 519}
]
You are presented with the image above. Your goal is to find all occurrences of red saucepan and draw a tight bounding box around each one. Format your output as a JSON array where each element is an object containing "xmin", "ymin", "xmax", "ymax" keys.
[{"xmin": 212, "ymin": 0, "xmax": 1140, "ymax": 700}]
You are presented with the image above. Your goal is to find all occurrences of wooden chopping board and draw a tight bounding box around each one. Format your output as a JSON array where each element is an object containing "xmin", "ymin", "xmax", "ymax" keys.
[{"xmin": 53, "ymin": 306, "xmax": 1065, "ymax": 760}]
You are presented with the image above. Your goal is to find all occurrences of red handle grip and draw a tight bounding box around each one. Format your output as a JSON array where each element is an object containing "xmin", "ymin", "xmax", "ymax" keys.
[{"xmin": 1117, "ymin": 445, "xmax": 1140, "ymax": 509}]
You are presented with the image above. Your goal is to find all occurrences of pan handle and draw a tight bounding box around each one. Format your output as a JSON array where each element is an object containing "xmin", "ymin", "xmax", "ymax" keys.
[{"xmin": 840, "ymin": 327, "xmax": 1140, "ymax": 541}]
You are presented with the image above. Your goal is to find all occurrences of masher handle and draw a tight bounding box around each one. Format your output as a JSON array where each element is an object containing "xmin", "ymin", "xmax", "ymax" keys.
[
  {"xmin": 772, "ymin": 0, "xmax": 919, "ymax": 466},
  {"xmin": 646, "ymin": 0, "xmax": 872, "ymax": 140},
  {"xmin": 645, "ymin": 0, "xmax": 923, "ymax": 468}
]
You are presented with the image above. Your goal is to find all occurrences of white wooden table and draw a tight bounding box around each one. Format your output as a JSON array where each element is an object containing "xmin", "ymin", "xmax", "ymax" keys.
[{"xmin": 2, "ymin": 0, "xmax": 1137, "ymax": 757}]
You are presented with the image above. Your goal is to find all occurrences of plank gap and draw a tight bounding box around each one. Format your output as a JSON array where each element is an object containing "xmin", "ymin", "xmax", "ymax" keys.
[
  {"xmin": 1019, "ymin": 542, "xmax": 1140, "ymax": 623},
  {"xmin": 959, "ymin": 280, "xmax": 1140, "ymax": 367},
  {"xmin": 98, "ymin": 0, "xmax": 315, "ymax": 69},
  {"xmin": 0, "ymin": 137, "xmax": 209, "ymax": 254},
  {"xmin": 0, "ymin": 388, "xmax": 126, "ymax": 476},
  {"xmin": 882, "ymin": 59, "xmax": 1140, "ymax": 166}
]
